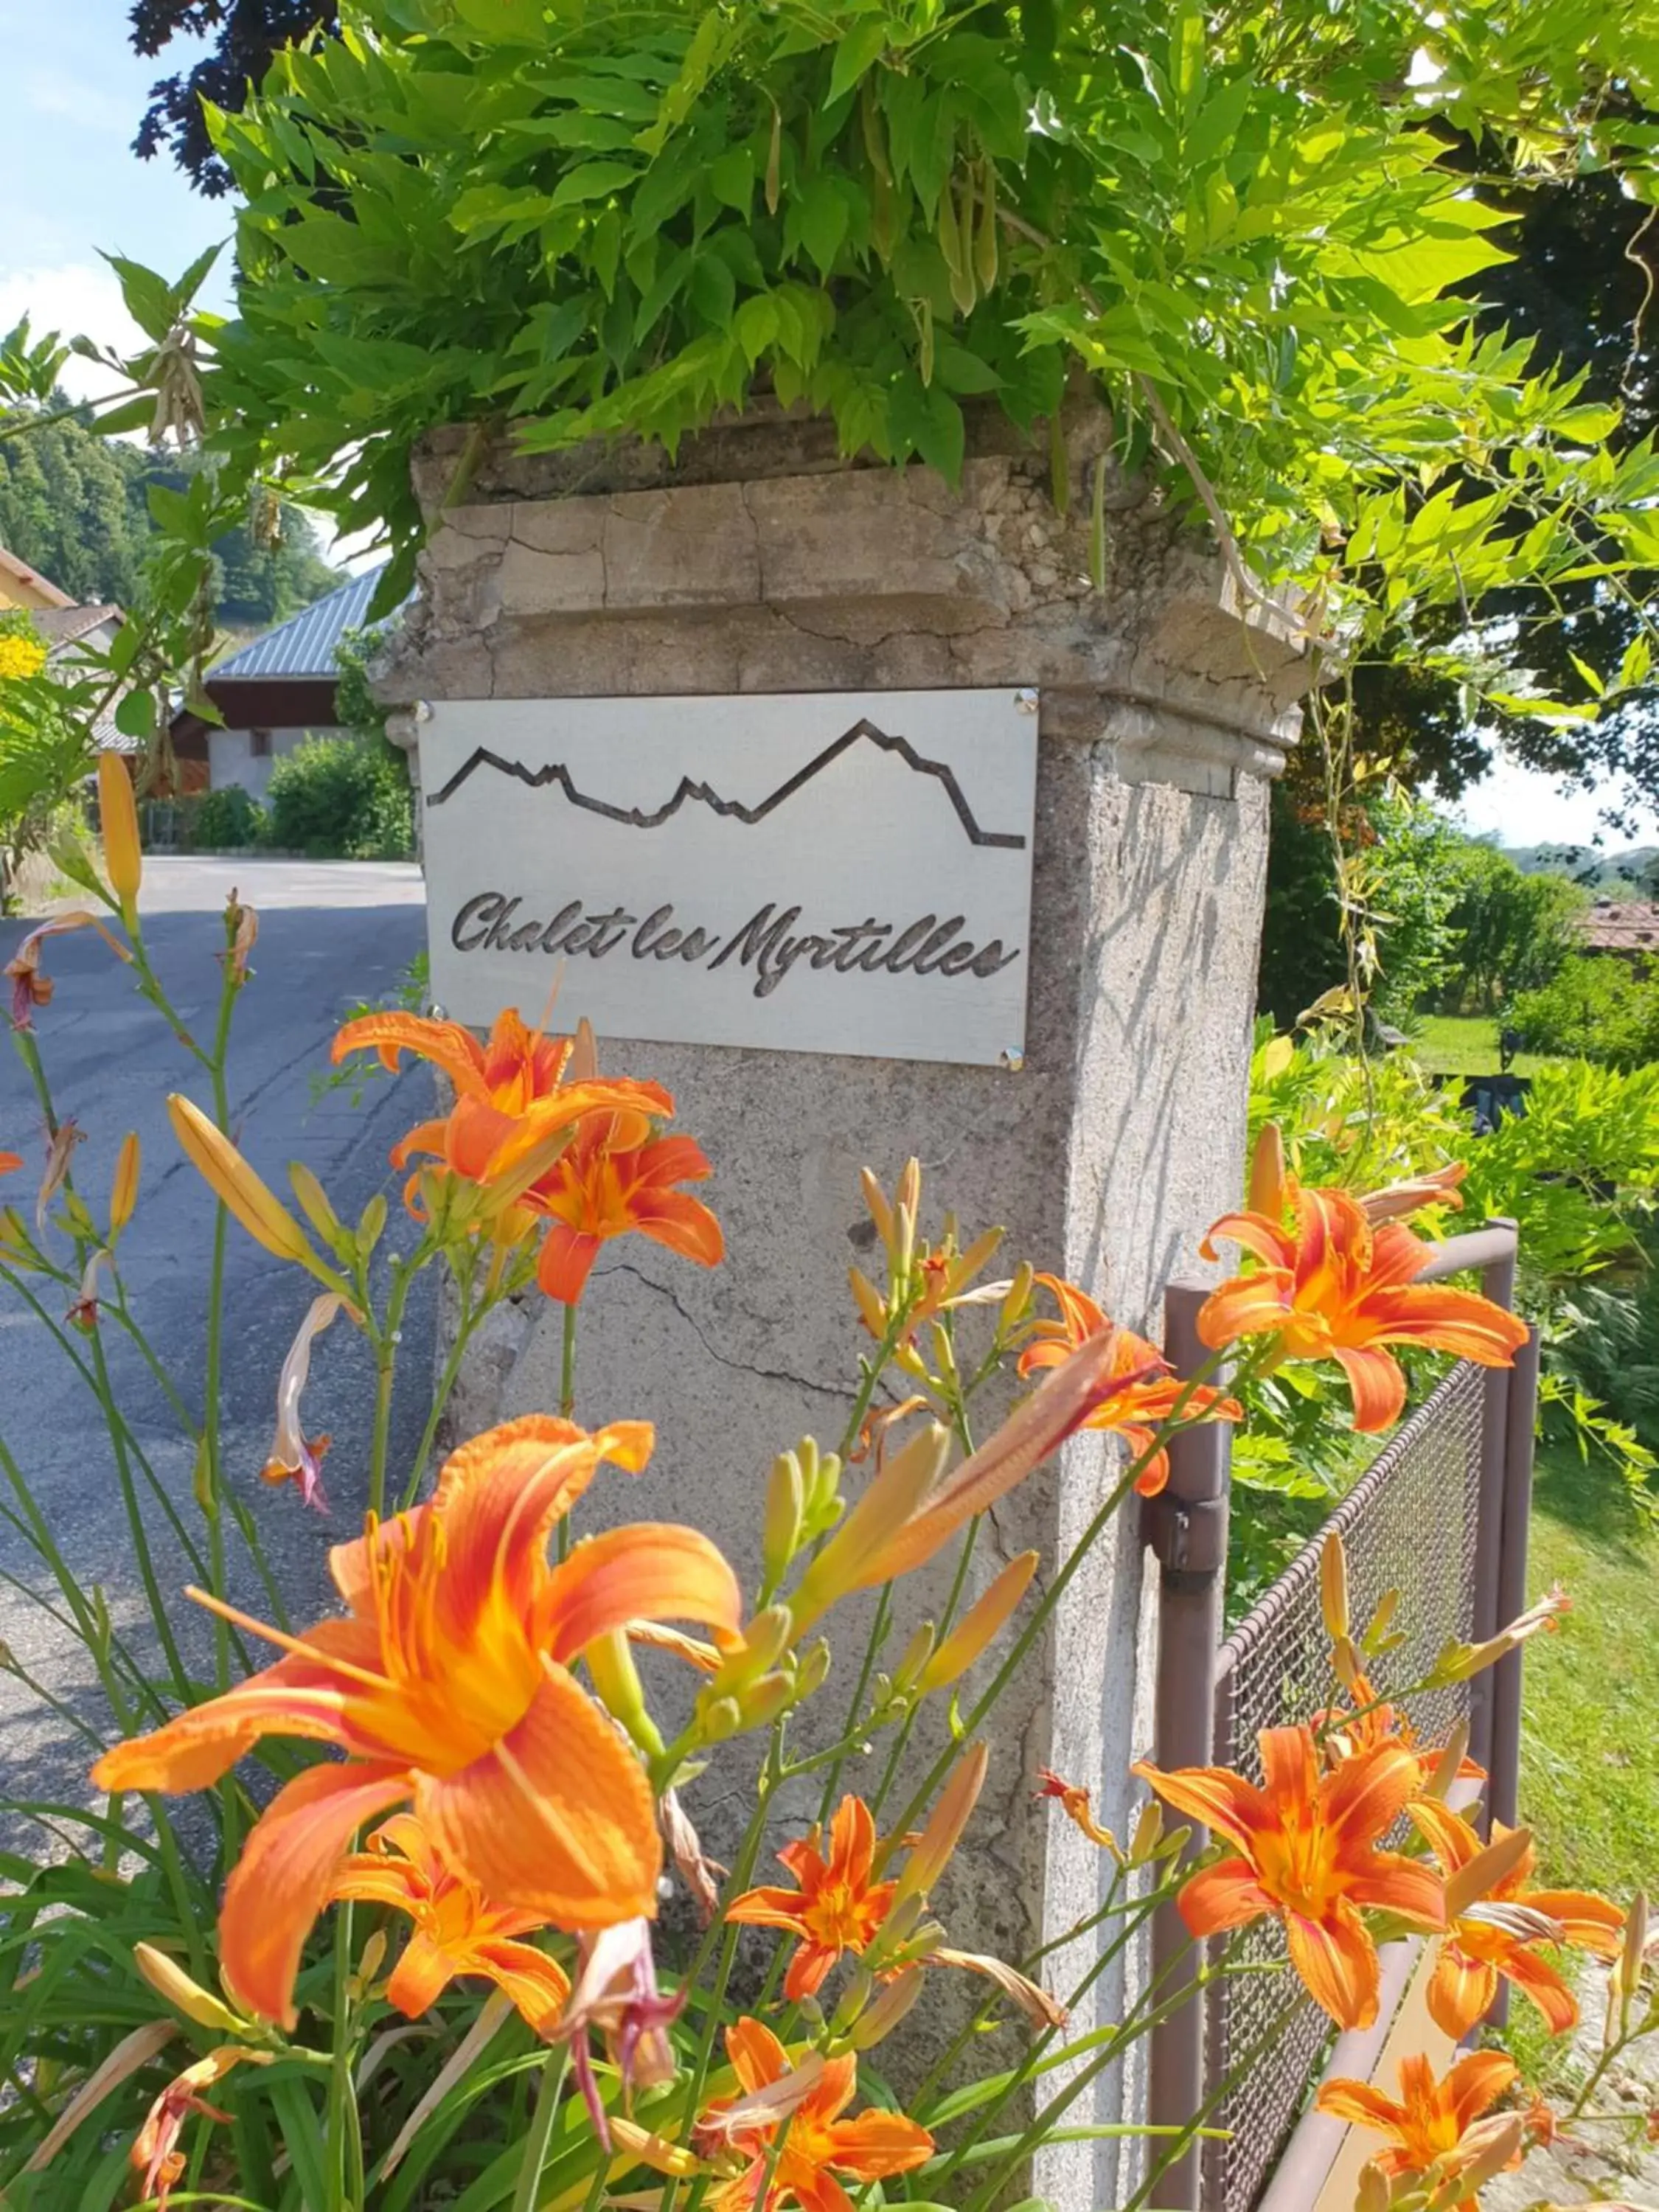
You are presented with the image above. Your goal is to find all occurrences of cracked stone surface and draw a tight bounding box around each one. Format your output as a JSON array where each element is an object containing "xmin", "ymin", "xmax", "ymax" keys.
[{"xmin": 382, "ymin": 414, "xmax": 1308, "ymax": 2208}]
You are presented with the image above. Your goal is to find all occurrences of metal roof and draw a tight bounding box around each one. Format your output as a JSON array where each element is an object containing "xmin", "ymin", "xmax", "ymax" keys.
[{"xmin": 209, "ymin": 564, "xmax": 400, "ymax": 684}]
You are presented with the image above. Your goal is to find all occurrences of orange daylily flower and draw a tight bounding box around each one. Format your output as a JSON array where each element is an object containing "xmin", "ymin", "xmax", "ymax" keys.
[
  {"xmin": 532, "ymin": 1115, "xmax": 723, "ymax": 1304},
  {"xmin": 726, "ymin": 1795, "xmax": 899, "ymax": 2001},
  {"xmin": 1313, "ymin": 1673, "xmax": 1484, "ymax": 1790},
  {"xmin": 330, "ymin": 1810, "xmax": 571, "ymax": 2031},
  {"xmin": 1197, "ymin": 1175, "xmax": 1527, "ymax": 1433},
  {"xmin": 1018, "ymin": 1275, "xmax": 1242, "ymax": 1495},
  {"xmin": 1135, "ymin": 1725, "xmax": 1444, "ymax": 2029},
  {"xmin": 1316, "ymin": 2051, "xmax": 1521, "ymax": 2206},
  {"xmin": 333, "ymin": 1007, "xmax": 672, "ymax": 1210},
  {"xmin": 699, "ymin": 2018, "xmax": 933, "ymax": 2212},
  {"xmin": 1409, "ymin": 1801, "xmax": 1623, "ymax": 2037},
  {"xmin": 91, "ymin": 1413, "xmax": 742, "ymax": 2028},
  {"xmin": 0, "ymin": 1149, "xmax": 19, "ymax": 1178}
]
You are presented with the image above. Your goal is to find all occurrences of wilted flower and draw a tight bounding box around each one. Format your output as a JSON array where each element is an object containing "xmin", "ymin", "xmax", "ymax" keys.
[
  {"xmin": 260, "ymin": 1293, "xmax": 357, "ymax": 1509},
  {"xmin": 557, "ymin": 1916, "xmax": 682, "ymax": 2140},
  {"xmin": 65, "ymin": 1248, "xmax": 114, "ymax": 1332},
  {"xmin": 131, "ymin": 2045, "xmax": 271, "ymax": 2212},
  {"xmin": 6, "ymin": 911, "xmax": 130, "ymax": 1030}
]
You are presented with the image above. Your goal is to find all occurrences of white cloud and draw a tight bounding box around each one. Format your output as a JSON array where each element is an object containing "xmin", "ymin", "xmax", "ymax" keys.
[
  {"xmin": 1452, "ymin": 757, "xmax": 1659, "ymax": 851},
  {"xmin": 0, "ymin": 262, "xmax": 147, "ymax": 406}
]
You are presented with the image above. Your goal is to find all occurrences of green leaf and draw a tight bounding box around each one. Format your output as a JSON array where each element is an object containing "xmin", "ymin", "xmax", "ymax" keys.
[
  {"xmin": 827, "ymin": 20, "xmax": 891, "ymax": 108},
  {"xmin": 689, "ymin": 250, "xmax": 736, "ymax": 325},
  {"xmin": 799, "ymin": 176, "xmax": 851, "ymax": 276},
  {"xmin": 114, "ymin": 690, "xmax": 156, "ymax": 741},
  {"xmin": 734, "ymin": 293, "xmax": 779, "ymax": 365},
  {"xmin": 549, "ymin": 161, "xmax": 640, "ymax": 208},
  {"xmin": 709, "ymin": 145, "xmax": 754, "ymax": 213},
  {"xmin": 98, "ymin": 257, "xmax": 175, "ymax": 344}
]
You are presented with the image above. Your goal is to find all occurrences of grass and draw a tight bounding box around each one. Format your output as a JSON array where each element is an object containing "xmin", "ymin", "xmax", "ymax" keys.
[
  {"xmin": 1410, "ymin": 1012, "xmax": 1560, "ymax": 1079},
  {"xmin": 1518, "ymin": 1439, "xmax": 1659, "ymax": 1899}
]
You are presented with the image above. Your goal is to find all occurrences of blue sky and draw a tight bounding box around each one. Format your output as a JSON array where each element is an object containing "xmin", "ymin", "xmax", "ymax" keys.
[{"xmin": 1, "ymin": 0, "xmax": 1654, "ymax": 851}]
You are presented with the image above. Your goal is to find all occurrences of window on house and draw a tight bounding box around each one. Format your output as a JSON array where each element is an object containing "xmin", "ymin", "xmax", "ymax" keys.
[{"xmin": 249, "ymin": 728, "xmax": 272, "ymax": 758}]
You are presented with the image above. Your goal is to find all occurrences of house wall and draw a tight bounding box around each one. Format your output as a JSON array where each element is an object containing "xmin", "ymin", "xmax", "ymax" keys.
[{"xmin": 207, "ymin": 725, "xmax": 337, "ymax": 799}]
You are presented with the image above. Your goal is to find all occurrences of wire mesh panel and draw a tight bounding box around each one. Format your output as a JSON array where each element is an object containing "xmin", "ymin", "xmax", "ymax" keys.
[{"xmin": 1201, "ymin": 1359, "xmax": 1489, "ymax": 2212}]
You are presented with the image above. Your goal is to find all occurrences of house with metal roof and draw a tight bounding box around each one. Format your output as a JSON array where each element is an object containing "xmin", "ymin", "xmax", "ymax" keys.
[{"xmin": 171, "ymin": 563, "xmax": 407, "ymax": 797}]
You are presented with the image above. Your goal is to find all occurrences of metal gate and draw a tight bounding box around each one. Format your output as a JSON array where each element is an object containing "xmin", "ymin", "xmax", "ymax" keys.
[{"xmin": 1143, "ymin": 1222, "xmax": 1540, "ymax": 2212}]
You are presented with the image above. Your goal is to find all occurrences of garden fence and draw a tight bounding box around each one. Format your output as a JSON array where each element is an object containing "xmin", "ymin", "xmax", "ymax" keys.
[{"xmin": 1143, "ymin": 1222, "xmax": 1539, "ymax": 2212}]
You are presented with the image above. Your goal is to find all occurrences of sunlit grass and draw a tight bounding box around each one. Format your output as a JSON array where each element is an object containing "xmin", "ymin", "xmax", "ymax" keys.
[{"xmin": 1409, "ymin": 1013, "xmax": 1561, "ymax": 1080}]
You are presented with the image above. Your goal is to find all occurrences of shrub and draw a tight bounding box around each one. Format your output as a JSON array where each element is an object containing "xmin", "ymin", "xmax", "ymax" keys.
[
  {"xmin": 187, "ymin": 782, "xmax": 266, "ymax": 851},
  {"xmin": 264, "ymin": 732, "xmax": 413, "ymax": 858},
  {"xmin": 1510, "ymin": 955, "xmax": 1659, "ymax": 1068}
]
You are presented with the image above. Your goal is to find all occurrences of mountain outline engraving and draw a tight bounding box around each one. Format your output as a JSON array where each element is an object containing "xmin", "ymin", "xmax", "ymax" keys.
[{"xmin": 424, "ymin": 716, "xmax": 1029, "ymax": 851}]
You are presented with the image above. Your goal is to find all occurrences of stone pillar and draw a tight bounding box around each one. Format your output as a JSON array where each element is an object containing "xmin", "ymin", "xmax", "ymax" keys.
[{"xmin": 383, "ymin": 414, "xmax": 1305, "ymax": 2203}]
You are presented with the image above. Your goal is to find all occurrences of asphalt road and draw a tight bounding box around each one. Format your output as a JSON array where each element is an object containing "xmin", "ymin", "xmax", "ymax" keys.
[{"xmin": 0, "ymin": 858, "xmax": 434, "ymax": 1829}]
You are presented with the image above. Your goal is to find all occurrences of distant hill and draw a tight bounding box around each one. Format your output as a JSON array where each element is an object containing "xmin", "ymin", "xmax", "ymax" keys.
[{"xmin": 1504, "ymin": 842, "xmax": 1658, "ymax": 891}]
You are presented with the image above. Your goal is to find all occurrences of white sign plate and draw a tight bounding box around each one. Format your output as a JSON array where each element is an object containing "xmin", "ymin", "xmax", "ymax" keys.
[{"xmin": 417, "ymin": 690, "xmax": 1037, "ymax": 1068}]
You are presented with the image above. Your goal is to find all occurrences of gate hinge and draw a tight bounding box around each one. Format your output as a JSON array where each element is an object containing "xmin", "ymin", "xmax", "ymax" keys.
[{"xmin": 1141, "ymin": 1492, "xmax": 1228, "ymax": 1576}]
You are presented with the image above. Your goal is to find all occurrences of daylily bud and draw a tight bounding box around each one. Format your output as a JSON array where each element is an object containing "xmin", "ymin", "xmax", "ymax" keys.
[
  {"xmin": 830, "ymin": 1965, "xmax": 874, "ymax": 2032},
  {"xmin": 892, "ymin": 1621, "xmax": 936, "ymax": 1696},
  {"xmin": 108, "ymin": 1134, "xmax": 140, "ymax": 1237},
  {"xmin": 717, "ymin": 1607, "xmax": 794, "ymax": 1690},
  {"xmin": 1001, "ymin": 1260, "xmax": 1035, "ymax": 1332},
  {"xmin": 698, "ymin": 1694, "xmax": 742, "ymax": 1742},
  {"xmin": 167, "ymin": 1096, "xmax": 318, "ymax": 1267},
  {"xmin": 848, "ymin": 1966, "xmax": 924, "ymax": 2050},
  {"xmin": 1356, "ymin": 2158, "xmax": 1392, "ymax": 2212},
  {"xmin": 849, "ymin": 1267, "xmax": 888, "ymax": 1338},
  {"xmin": 349, "ymin": 1929, "xmax": 388, "ymax": 2000},
  {"xmin": 920, "ymin": 1551, "xmax": 1038, "ymax": 1693},
  {"xmin": 1248, "ymin": 1123, "xmax": 1287, "ymax": 1220},
  {"xmin": 1444, "ymin": 1824, "xmax": 1536, "ymax": 1918},
  {"xmin": 134, "ymin": 1944, "xmax": 246, "ymax": 2034},
  {"xmin": 0, "ymin": 1208, "xmax": 41, "ymax": 1269},
  {"xmin": 1321, "ymin": 1531, "xmax": 1350, "ymax": 1644},
  {"xmin": 607, "ymin": 2117, "xmax": 703, "ymax": 2180},
  {"xmin": 587, "ymin": 1628, "xmax": 665, "ymax": 1757},
  {"xmin": 1363, "ymin": 1587, "xmax": 1401, "ymax": 1653},
  {"xmin": 1128, "ymin": 1799, "xmax": 1164, "ymax": 1865},
  {"xmin": 1450, "ymin": 2114, "xmax": 1524, "ymax": 2197},
  {"xmin": 897, "ymin": 1157, "xmax": 921, "ymax": 1227},
  {"xmin": 1616, "ymin": 1891, "xmax": 1649, "ymax": 2009},
  {"xmin": 763, "ymin": 1452, "xmax": 805, "ymax": 1590},
  {"xmin": 737, "ymin": 1672, "xmax": 793, "ymax": 1729},
  {"xmin": 931, "ymin": 1946, "xmax": 1068, "ymax": 2030},
  {"xmin": 798, "ymin": 1438, "xmax": 843, "ymax": 1538},
  {"xmin": 288, "ymin": 1163, "xmax": 344, "ymax": 1246},
  {"xmin": 790, "ymin": 1422, "xmax": 952, "ymax": 1632},
  {"xmin": 795, "ymin": 1638, "xmax": 832, "ymax": 1699},
  {"xmin": 893, "ymin": 1740, "xmax": 987, "ymax": 1912},
  {"xmin": 1423, "ymin": 1719, "xmax": 1470, "ymax": 1803},
  {"xmin": 359, "ymin": 1192, "xmax": 388, "ymax": 1256},
  {"xmin": 860, "ymin": 1166, "xmax": 895, "ymax": 1253},
  {"xmin": 97, "ymin": 753, "xmax": 142, "ymax": 926}
]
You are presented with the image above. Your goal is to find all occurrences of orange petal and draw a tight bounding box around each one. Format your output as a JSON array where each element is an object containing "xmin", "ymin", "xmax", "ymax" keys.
[
  {"xmin": 1527, "ymin": 1890, "xmax": 1625, "ymax": 1955},
  {"xmin": 330, "ymin": 1856, "xmax": 424, "ymax": 1914},
  {"xmin": 540, "ymin": 1524, "xmax": 742, "ymax": 1661},
  {"xmin": 1500, "ymin": 1946, "xmax": 1579, "ymax": 2034},
  {"xmin": 220, "ymin": 1761, "xmax": 410, "ymax": 2027},
  {"xmin": 1200, "ymin": 1208, "xmax": 1298, "ymax": 1270},
  {"xmin": 635, "ymin": 1135, "xmax": 714, "ymax": 1188},
  {"xmin": 332, "ymin": 1012, "xmax": 486, "ymax": 1091},
  {"xmin": 91, "ymin": 1632, "xmax": 366, "ymax": 1794},
  {"xmin": 1322, "ymin": 1739, "xmax": 1423, "ymax": 1850},
  {"xmin": 470, "ymin": 1937, "xmax": 572, "ymax": 2031},
  {"xmin": 1352, "ymin": 1851, "xmax": 1446, "ymax": 1931},
  {"xmin": 1332, "ymin": 1345, "xmax": 1408, "ymax": 1433},
  {"xmin": 1131, "ymin": 1759, "xmax": 1271, "ymax": 1854},
  {"xmin": 385, "ymin": 1929, "xmax": 459, "ymax": 2018},
  {"xmin": 1178, "ymin": 1858, "xmax": 1273, "ymax": 1938},
  {"xmin": 1408, "ymin": 1797, "xmax": 1481, "ymax": 1872},
  {"xmin": 633, "ymin": 1188, "xmax": 725, "ymax": 1269},
  {"xmin": 1259, "ymin": 1725, "xmax": 1319, "ymax": 1809},
  {"xmin": 431, "ymin": 1419, "xmax": 602, "ymax": 1632},
  {"xmin": 1197, "ymin": 1270, "xmax": 1295, "ymax": 1351},
  {"xmin": 389, "ymin": 1118, "xmax": 455, "ymax": 1172},
  {"xmin": 1446, "ymin": 2051, "xmax": 1518, "ymax": 2134},
  {"xmin": 823, "ymin": 2110, "xmax": 936, "ymax": 2180},
  {"xmin": 1285, "ymin": 1902, "xmax": 1381, "ymax": 2029},
  {"xmin": 783, "ymin": 1941, "xmax": 838, "ymax": 2001},
  {"xmin": 726, "ymin": 2015, "xmax": 790, "ymax": 2095},
  {"xmin": 538, "ymin": 1222, "xmax": 601, "ymax": 1304},
  {"xmin": 1427, "ymin": 1941, "xmax": 1498, "ymax": 2039},
  {"xmin": 1315, "ymin": 2077, "xmax": 1408, "ymax": 2132},
  {"xmin": 418, "ymin": 1663, "xmax": 659, "ymax": 1925},
  {"xmin": 723, "ymin": 1888, "xmax": 812, "ymax": 1933}
]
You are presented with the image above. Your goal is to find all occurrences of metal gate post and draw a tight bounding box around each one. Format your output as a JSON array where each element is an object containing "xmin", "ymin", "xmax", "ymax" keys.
[
  {"xmin": 1487, "ymin": 1321, "xmax": 1540, "ymax": 1835},
  {"xmin": 1467, "ymin": 1225, "xmax": 1517, "ymax": 1798},
  {"xmin": 1144, "ymin": 1282, "xmax": 1232, "ymax": 2212}
]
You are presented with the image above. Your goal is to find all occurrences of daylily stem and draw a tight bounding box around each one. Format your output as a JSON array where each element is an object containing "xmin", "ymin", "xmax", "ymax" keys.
[
  {"xmin": 511, "ymin": 2042, "xmax": 571, "ymax": 2212},
  {"xmin": 368, "ymin": 1260, "xmax": 414, "ymax": 1521},
  {"xmin": 560, "ymin": 1298, "xmax": 579, "ymax": 1421}
]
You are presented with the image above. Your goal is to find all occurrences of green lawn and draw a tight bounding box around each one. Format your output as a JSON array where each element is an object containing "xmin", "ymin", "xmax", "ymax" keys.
[
  {"xmin": 1410, "ymin": 1012, "xmax": 1560, "ymax": 1079},
  {"xmin": 1518, "ymin": 1441, "xmax": 1659, "ymax": 1899}
]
